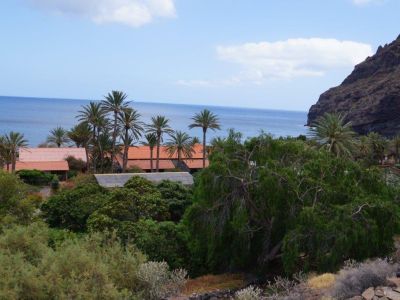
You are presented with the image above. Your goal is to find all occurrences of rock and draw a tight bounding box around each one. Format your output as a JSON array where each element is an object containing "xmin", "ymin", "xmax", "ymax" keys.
[
  {"xmin": 376, "ymin": 288, "xmax": 385, "ymax": 297},
  {"xmin": 362, "ymin": 287, "xmax": 375, "ymax": 300},
  {"xmin": 307, "ymin": 34, "xmax": 400, "ymax": 137},
  {"xmin": 387, "ymin": 278, "xmax": 400, "ymax": 288},
  {"xmin": 385, "ymin": 289, "xmax": 400, "ymax": 300}
]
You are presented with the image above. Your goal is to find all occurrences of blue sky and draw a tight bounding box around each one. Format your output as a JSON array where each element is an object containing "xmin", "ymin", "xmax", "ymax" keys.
[{"xmin": 0, "ymin": 0, "xmax": 399, "ymax": 111}]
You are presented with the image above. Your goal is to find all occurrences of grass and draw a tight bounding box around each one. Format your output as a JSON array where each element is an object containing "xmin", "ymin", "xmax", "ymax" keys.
[{"xmin": 182, "ymin": 273, "xmax": 246, "ymax": 295}]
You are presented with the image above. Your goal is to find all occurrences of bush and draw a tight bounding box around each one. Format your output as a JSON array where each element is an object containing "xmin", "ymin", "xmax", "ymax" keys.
[
  {"xmin": 17, "ymin": 169, "xmax": 53, "ymax": 186},
  {"xmin": 157, "ymin": 180, "xmax": 193, "ymax": 222},
  {"xmin": 130, "ymin": 219, "xmax": 189, "ymax": 269},
  {"xmin": 331, "ymin": 259, "xmax": 397, "ymax": 299},
  {"xmin": 137, "ymin": 261, "xmax": 187, "ymax": 300},
  {"xmin": 124, "ymin": 176, "xmax": 158, "ymax": 194},
  {"xmin": 65, "ymin": 155, "xmax": 87, "ymax": 172},
  {"xmin": 87, "ymin": 188, "xmax": 169, "ymax": 238},
  {"xmin": 235, "ymin": 286, "xmax": 263, "ymax": 300},
  {"xmin": 41, "ymin": 184, "xmax": 108, "ymax": 232},
  {"xmin": 0, "ymin": 171, "xmax": 41, "ymax": 225},
  {"xmin": 50, "ymin": 175, "xmax": 59, "ymax": 191},
  {"xmin": 0, "ymin": 223, "xmax": 148, "ymax": 299}
]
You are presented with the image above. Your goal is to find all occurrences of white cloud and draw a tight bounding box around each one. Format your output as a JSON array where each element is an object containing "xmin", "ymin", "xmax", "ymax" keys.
[
  {"xmin": 178, "ymin": 38, "xmax": 373, "ymax": 87},
  {"xmin": 26, "ymin": 0, "xmax": 176, "ymax": 27}
]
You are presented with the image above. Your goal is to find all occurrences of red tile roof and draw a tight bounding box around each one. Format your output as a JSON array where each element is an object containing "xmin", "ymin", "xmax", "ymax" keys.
[
  {"xmin": 127, "ymin": 144, "xmax": 204, "ymax": 160},
  {"xmin": 19, "ymin": 148, "xmax": 87, "ymax": 162},
  {"xmin": 10, "ymin": 161, "xmax": 69, "ymax": 172},
  {"xmin": 126, "ymin": 159, "xmax": 175, "ymax": 170}
]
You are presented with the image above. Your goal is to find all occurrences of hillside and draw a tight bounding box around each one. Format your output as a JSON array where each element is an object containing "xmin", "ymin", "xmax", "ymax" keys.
[{"xmin": 307, "ymin": 35, "xmax": 400, "ymax": 137}]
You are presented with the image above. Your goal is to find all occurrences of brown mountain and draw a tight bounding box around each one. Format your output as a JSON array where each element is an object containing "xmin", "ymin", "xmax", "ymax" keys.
[{"xmin": 307, "ymin": 35, "xmax": 400, "ymax": 137}]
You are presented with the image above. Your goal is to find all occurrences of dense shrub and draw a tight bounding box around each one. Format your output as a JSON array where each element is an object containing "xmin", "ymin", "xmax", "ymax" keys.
[
  {"xmin": 65, "ymin": 155, "xmax": 87, "ymax": 172},
  {"xmin": 137, "ymin": 261, "xmax": 187, "ymax": 300},
  {"xmin": 87, "ymin": 188, "xmax": 169, "ymax": 238},
  {"xmin": 130, "ymin": 219, "xmax": 189, "ymax": 269},
  {"xmin": 235, "ymin": 286, "xmax": 263, "ymax": 300},
  {"xmin": 157, "ymin": 180, "xmax": 193, "ymax": 222},
  {"xmin": 331, "ymin": 259, "xmax": 397, "ymax": 299},
  {"xmin": 185, "ymin": 134, "xmax": 400, "ymax": 275},
  {"xmin": 124, "ymin": 176, "xmax": 158, "ymax": 194},
  {"xmin": 17, "ymin": 169, "xmax": 53, "ymax": 186},
  {"xmin": 0, "ymin": 171, "xmax": 42, "ymax": 225},
  {"xmin": 41, "ymin": 183, "xmax": 108, "ymax": 231}
]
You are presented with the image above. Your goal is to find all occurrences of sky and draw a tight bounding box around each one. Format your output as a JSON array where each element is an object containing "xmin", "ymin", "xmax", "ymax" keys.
[{"xmin": 0, "ymin": 0, "xmax": 399, "ymax": 111}]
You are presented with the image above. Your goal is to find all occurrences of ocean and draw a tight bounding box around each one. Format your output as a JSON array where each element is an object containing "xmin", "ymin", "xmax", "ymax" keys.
[{"xmin": 0, "ymin": 96, "xmax": 308, "ymax": 146}]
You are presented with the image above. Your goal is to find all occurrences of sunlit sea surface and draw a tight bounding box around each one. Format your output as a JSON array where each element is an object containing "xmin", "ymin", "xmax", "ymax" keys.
[{"xmin": 0, "ymin": 96, "xmax": 308, "ymax": 146}]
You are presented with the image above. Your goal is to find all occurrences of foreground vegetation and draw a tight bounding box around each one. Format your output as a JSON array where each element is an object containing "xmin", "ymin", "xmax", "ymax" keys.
[{"xmin": 2, "ymin": 107, "xmax": 400, "ymax": 298}]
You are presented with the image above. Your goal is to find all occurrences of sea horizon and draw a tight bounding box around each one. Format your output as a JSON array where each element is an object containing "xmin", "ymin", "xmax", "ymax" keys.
[{"xmin": 0, "ymin": 95, "xmax": 308, "ymax": 146}]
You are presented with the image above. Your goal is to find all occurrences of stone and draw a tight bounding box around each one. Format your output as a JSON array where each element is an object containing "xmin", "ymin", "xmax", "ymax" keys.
[
  {"xmin": 385, "ymin": 289, "xmax": 400, "ymax": 300},
  {"xmin": 376, "ymin": 288, "xmax": 385, "ymax": 297},
  {"xmin": 362, "ymin": 287, "xmax": 375, "ymax": 300},
  {"xmin": 307, "ymin": 34, "xmax": 400, "ymax": 137}
]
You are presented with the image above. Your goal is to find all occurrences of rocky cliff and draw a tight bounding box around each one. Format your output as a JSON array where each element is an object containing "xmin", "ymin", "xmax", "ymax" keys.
[{"xmin": 307, "ymin": 35, "xmax": 400, "ymax": 137}]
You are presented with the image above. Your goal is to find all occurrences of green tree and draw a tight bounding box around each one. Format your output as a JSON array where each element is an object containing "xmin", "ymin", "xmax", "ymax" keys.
[
  {"xmin": 101, "ymin": 91, "xmax": 130, "ymax": 171},
  {"xmin": 68, "ymin": 122, "xmax": 92, "ymax": 168},
  {"xmin": 165, "ymin": 131, "xmax": 194, "ymax": 163},
  {"xmin": 77, "ymin": 102, "xmax": 107, "ymax": 172},
  {"xmin": 118, "ymin": 108, "xmax": 143, "ymax": 172},
  {"xmin": 142, "ymin": 133, "xmax": 157, "ymax": 172},
  {"xmin": 391, "ymin": 135, "xmax": 400, "ymax": 163},
  {"xmin": 367, "ymin": 132, "xmax": 387, "ymax": 164},
  {"xmin": 3, "ymin": 131, "xmax": 28, "ymax": 172},
  {"xmin": 146, "ymin": 116, "xmax": 173, "ymax": 172},
  {"xmin": 309, "ymin": 112, "xmax": 356, "ymax": 157},
  {"xmin": 189, "ymin": 109, "xmax": 221, "ymax": 168},
  {"xmin": 46, "ymin": 126, "xmax": 70, "ymax": 148},
  {"xmin": 185, "ymin": 134, "xmax": 400, "ymax": 275},
  {"xmin": 0, "ymin": 135, "xmax": 12, "ymax": 171}
]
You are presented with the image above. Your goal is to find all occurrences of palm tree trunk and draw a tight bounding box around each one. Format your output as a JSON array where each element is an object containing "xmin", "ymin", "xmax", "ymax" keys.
[
  {"xmin": 150, "ymin": 147, "xmax": 154, "ymax": 173},
  {"xmin": 92, "ymin": 126, "xmax": 97, "ymax": 173},
  {"xmin": 202, "ymin": 129, "xmax": 206, "ymax": 168},
  {"xmin": 156, "ymin": 135, "xmax": 161, "ymax": 172},
  {"xmin": 110, "ymin": 111, "xmax": 118, "ymax": 171},
  {"xmin": 123, "ymin": 128, "xmax": 129, "ymax": 172},
  {"xmin": 84, "ymin": 146, "xmax": 89, "ymax": 172},
  {"xmin": 11, "ymin": 151, "xmax": 16, "ymax": 173}
]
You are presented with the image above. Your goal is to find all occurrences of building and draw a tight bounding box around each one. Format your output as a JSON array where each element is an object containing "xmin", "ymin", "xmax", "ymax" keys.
[
  {"xmin": 120, "ymin": 144, "xmax": 209, "ymax": 173},
  {"xmin": 5, "ymin": 147, "xmax": 87, "ymax": 179},
  {"xmin": 95, "ymin": 172, "xmax": 194, "ymax": 188}
]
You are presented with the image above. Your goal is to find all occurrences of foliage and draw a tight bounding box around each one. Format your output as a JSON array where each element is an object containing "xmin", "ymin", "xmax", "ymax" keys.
[
  {"xmin": 235, "ymin": 286, "xmax": 263, "ymax": 300},
  {"xmin": 50, "ymin": 175, "xmax": 59, "ymax": 191},
  {"xmin": 157, "ymin": 180, "xmax": 193, "ymax": 222},
  {"xmin": 331, "ymin": 259, "xmax": 396, "ymax": 299},
  {"xmin": 309, "ymin": 112, "xmax": 356, "ymax": 157},
  {"xmin": 41, "ymin": 183, "xmax": 108, "ymax": 232},
  {"xmin": 129, "ymin": 219, "xmax": 188, "ymax": 269},
  {"xmin": 0, "ymin": 171, "xmax": 42, "ymax": 225},
  {"xmin": 0, "ymin": 222, "xmax": 149, "ymax": 299},
  {"xmin": 136, "ymin": 261, "xmax": 187, "ymax": 300},
  {"xmin": 46, "ymin": 126, "xmax": 70, "ymax": 147},
  {"xmin": 185, "ymin": 134, "xmax": 400, "ymax": 275},
  {"xmin": 65, "ymin": 155, "xmax": 87, "ymax": 172},
  {"xmin": 17, "ymin": 169, "xmax": 53, "ymax": 186},
  {"xmin": 87, "ymin": 188, "xmax": 169, "ymax": 238},
  {"xmin": 124, "ymin": 175, "xmax": 158, "ymax": 194},
  {"xmin": 165, "ymin": 131, "xmax": 194, "ymax": 161}
]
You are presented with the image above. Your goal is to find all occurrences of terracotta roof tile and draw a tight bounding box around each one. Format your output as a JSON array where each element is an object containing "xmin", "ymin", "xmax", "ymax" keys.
[
  {"xmin": 10, "ymin": 161, "xmax": 69, "ymax": 171},
  {"xmin": 127, "ymin": 159, "xmax": 175, "ymax": 170},
  {"xmin": 127, "ymin": 144, "xmax": 204, "ymax": 160},
  {"xmin": 19, "ymin": 148, "xmax": 87, "ymax": 162}
]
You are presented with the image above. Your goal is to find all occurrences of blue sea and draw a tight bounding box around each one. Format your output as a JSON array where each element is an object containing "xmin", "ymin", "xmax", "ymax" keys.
[{"xmin": 0, "ymin": 96, "xmax": 308, "ymax": 146}]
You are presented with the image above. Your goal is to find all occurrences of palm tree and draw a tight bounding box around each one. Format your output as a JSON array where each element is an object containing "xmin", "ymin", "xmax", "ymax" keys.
[
  {"xmin": 47, "ymin": 126, "xmax": 70, "ymax": 148},
  {"xmin": 4, "ymin": 132, "xmax": 28, "ymax": 172},
  {"xmin": 146, "ymin": 116, "xmax": 173, "ymax": 172},
  {"xmin": 77, "ymin": 102, "xmax": 106, "ymax": 172},
  {"xmin": 0, "ymin": 135, "xmax": 11, "ymax": 171},
  {"xmin": 101, "ymin": 91, "xmax": 130, "ymax": 169},
  {"xmin": 142, "ymin": 133, "xmax": 157, "ymax": 172},
  {"xmin": 118, "ymin": 108, "xmax": 143, "ymax": 172},
  {"xmin": 309, "ymin": 113, "xmax": 356, "ymax": 157},
  {"xmin": 189, "ymin": 109, "xmax": 221, "ymax": 168},
  {"xmin": 68, "ymin": 122, "xmax": 92, "ymax": 168},
  {"xmin": 367, "ymin": 132, "xmax": 387, "ymax": 164},
  {"xmin": 165, "ymin": 131, "xmax": 194, "ymax": 163}
]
